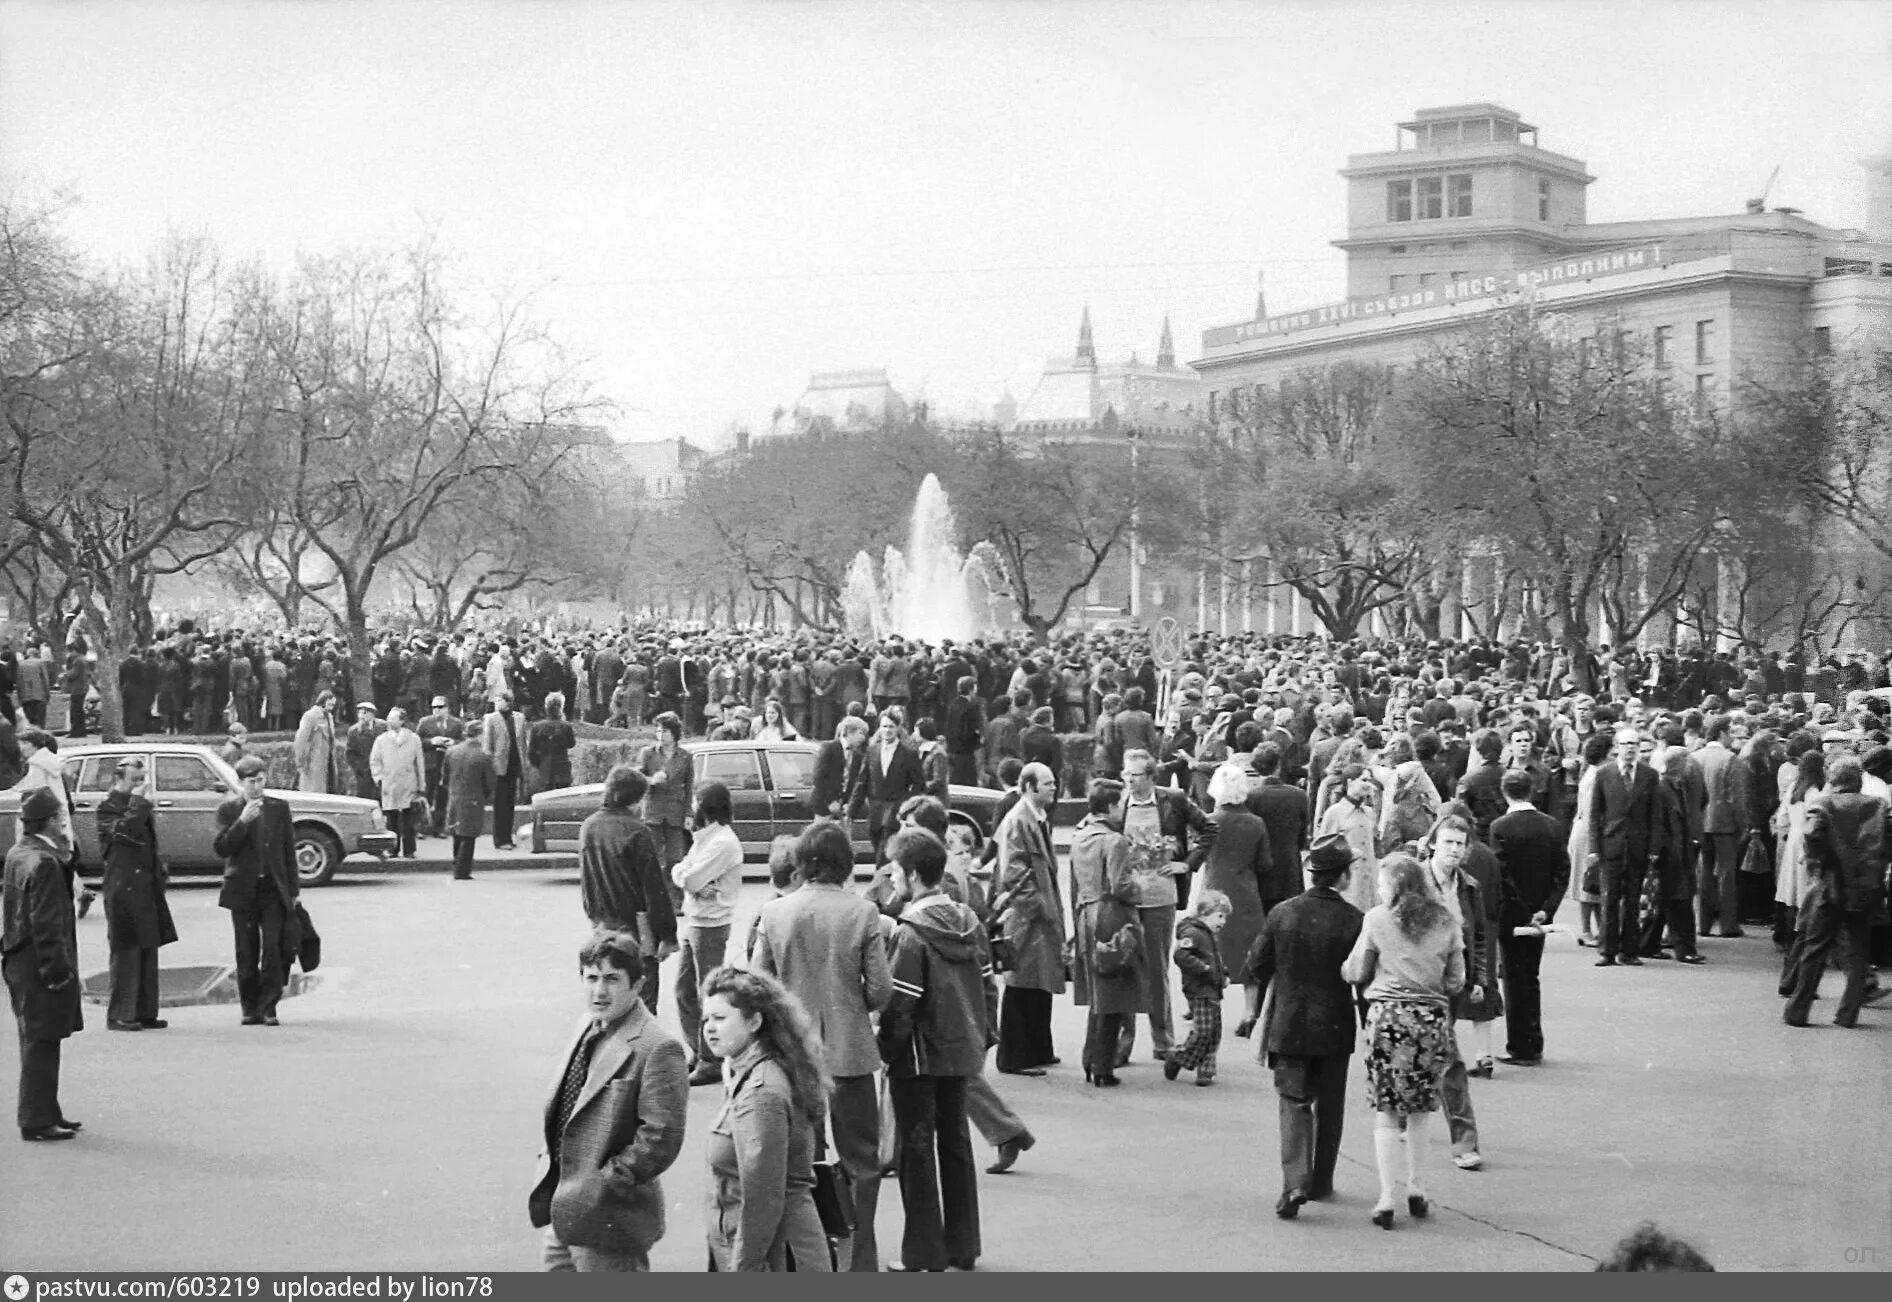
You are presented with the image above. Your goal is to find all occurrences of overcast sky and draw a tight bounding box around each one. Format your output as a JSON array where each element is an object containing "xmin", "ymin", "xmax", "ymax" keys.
[{"xmin": 5, "ymin": 0, "xmax": 1889, "ymax": 446}]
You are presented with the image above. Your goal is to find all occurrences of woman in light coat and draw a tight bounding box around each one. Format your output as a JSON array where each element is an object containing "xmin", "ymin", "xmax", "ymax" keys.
[
  {"xmin": 1773, "ymin": 745, "xmax": 1824, "ymax": 942},
  {"xmin": 699, "ymin": 966, "xmax": 833, "ymax": 1272},
  {"xmin": 1068, "ymin": 779, "xmax": 1140, "ymax": 1087}
]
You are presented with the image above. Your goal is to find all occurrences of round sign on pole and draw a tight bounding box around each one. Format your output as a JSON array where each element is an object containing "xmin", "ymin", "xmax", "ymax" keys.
[{"xmin": 1151, "ymin": 616, "xmax": 1185, "ymax": 669}]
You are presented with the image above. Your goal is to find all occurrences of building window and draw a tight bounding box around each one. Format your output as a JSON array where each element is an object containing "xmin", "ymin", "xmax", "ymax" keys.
[
  {"xmin": 1387, "ymin": 180, "xmax": 1413, "ymax": 222},
  {"xmin": 1448, "ymin": 269, "xmax": 1468, "ymax": 286},
  {"xmin": 1447, "ymin": 174, "xmax": 1473, "ymax": 217},
  {"xmin": 1208, "ymin": 390, "xmax": 1219, "ymax": 420},
  {"xmin": 1538, "ymin": 177, "xmax": 1551, "ymax": 221},
  {"xmin": 1388, "ymin": 244, "xmax": 1407, "ymax": 254},
  {"xmin": 1654, "ymin": 325, "xmax": 1674, "ymax": 369},
  {"xmin": 1693, "ymin": 372, "xmax": 1715, "ymax": 412},
  {"xmin": 1418, "ymin": 176, "xmax": 1444, "ymax": 219},
  {"xmin": 1694, "ymin": 318, "xmax": 1715, "ymax": 366},
  {"xmin": 1813, "ymin": 326, "xmax": 1832, "ymax": 356},
  {"xmin": 1418, "ymin": 272, "xmax": 1438, "ymax": 289},
  {"xmin": 1825, "ymin": 256, "xmax": 1871, "ymax": 277},
  {"xmin": 1389, "ymin": 274, "xmax": 1410, "ymax": 293}
]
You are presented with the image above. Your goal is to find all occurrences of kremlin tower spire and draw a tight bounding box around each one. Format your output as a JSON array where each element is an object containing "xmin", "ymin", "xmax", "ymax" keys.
[
  {"xmin": 1076, "ymin": 304, "xmax": 1096, "ymax": 368},
  {"xmin": 1156, "ymin": 313, "xmax": 1175, "ymax": 369},
  {"xmin": 1255, "ymin": 269, "xmax": 1269, "ymax": 321}
]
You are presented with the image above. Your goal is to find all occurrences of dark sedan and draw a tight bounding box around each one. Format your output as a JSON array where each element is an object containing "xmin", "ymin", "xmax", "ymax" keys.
[{"xmin": 527, "ymin": 739, "xmax": 1004, "ymax": 866}]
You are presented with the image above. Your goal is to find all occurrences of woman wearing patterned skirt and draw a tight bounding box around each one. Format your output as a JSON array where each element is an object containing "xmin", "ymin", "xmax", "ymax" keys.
[{"xmin": 1342, "ymin": 853, "xmax": 1466, "ymax": 1231}]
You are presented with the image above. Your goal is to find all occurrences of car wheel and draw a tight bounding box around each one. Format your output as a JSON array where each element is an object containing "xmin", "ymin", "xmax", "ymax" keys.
[{"xmin": 293, "ymin": 825, "xmax": 343, "ymax": 888}]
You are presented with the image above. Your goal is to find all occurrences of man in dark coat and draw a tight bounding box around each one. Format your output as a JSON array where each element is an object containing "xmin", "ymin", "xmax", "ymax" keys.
[
  {"xmin": 97, "ymin": 757, "xmax": 177, "ymax": 1031},
  {"xmin": 417, "ymin": 696, "xmax": 464, "ymax": 839},
  {"xmin": 214, "ymin": 755, "xmax": 300, "ymax": 1026},
  {"xmin": 1783, "ymin": 756, "xmax": 1887, "ymax": 1029},
  {"xmin": 1489, "ymin": 769, "xmax": 1571, "ymax": 1065},
  {"xmin": 1236, "ymin": 833, "xmax": 1365, "ymax": 1219},
  {"xmin": 1245, "ymin": 742, "xmax": 1310, "ymax": 911},
  {"xmin": 578, "ymin": 766, "xmax": 677, "ymax": 1015},
  {"xmin": 1587, "ymin": 725, "xmax": 1664, "ymax": 967},
  {"xmin": 1019, "ymin": 707, "xmax": 1064, "ymax": 792},
  {"xmin": 442, "ymin": 725, "xmax": 496, "ymax": 880},
  {"xmin": 119, "ymin": 653, "xmax": 149, "ymax": 737},
  {"xmin": 943, "ymin": 677, "xmax": 986, "ymax": 787},
  {"xmin": 3, "ymin": 787, "xmax": 84, "ymax": 1140}
]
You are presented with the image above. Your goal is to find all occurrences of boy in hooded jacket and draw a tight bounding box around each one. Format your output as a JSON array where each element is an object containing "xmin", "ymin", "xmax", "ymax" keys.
[
  {"xmin": 1166, "ymin": 889, "xmax": 1231, "ymax": 1085},
  {"xmin": 877, "ymin": 826, "xmax": 996, "ymax": 1272}
]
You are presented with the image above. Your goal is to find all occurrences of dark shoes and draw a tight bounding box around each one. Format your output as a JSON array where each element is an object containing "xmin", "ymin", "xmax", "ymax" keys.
[
  {"xmin": 263, "ymin": 1015, "xmax": 280, "ymax": 1026},
  {"xmin": 1163, "ymin": 1058, "xmax": 1182, "ymax": 1081},
  {"xmin": 22, "ymin": 1125, "xmax": 77, "ymax": 1142},
  {"xmin": 998, "ymin": 1066, "xmax": 1046, "ymax": 1077},
  {"xmin": 1619, "ymin": 956, "xmax": 1644, "ymax": 966},
  {"xmin": 1408, "ymin": 1194, "xmax": 1430, "ymax": 1218},
  {"xmin": 241, "ymin": 1014, "xmax": 264, "ymax": 1026},
  {"xmin": 986, "ymin": 1132, "xmax": 1035, "ymax": 1175},
  {"xmin": 1594, "ymin": 957, "xmax": 1617, "ymax": 967},
  {"xmin": 1275, "ymin": 1189, "xmax": 1307, "ymax": 1220},
  {"xmin": 1468, "ymin": 1057, "xmax": 1494, "ymax": 1079},
  {"xmin": 946, "ymin": 1258, "xmax": 978, "ymax": 1271},
  {"xmin": 107, "ymin": 1019, "xmax": 143, "ymax": 1031},
  {"xmin": 140, "ymin": 1018, "xmax": 169, "ymax": 1029},
  {"xmin": 1371, "ymin": 1208, "xmax": 1396, "ymax": 1230},
  {"xmin": 1498, "ymin": 1053, "xmax": 1543, "ymax": 1066},
  {"xmin": 1678, "ymin": 954, "xmax": 1706, "ymax": 965}
]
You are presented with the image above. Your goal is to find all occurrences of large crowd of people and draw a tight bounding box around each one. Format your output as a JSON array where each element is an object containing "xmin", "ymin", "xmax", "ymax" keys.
[{"xmin": 7, "ymin": 611, "xmax": 1889, "ymax": 1269}]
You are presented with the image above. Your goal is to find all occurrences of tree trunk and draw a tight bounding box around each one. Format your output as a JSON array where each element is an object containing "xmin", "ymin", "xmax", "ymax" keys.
[{"xmin": 82, "ymin": 587, "xmax": 136, "ymax": 745}]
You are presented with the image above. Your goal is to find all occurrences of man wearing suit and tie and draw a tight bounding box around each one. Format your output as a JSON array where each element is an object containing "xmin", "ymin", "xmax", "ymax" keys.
[
  {"xmin": 1587, "ymin": 725, "xmax": 1664, "ymax": 967},
  {"xmin": 811, "ymin": 716, "xmax": 869, "ymax": 826},
  {"xmin": 862, "ymin": 712, "xmax": 925, "ymax": 863},
  {"xmin": 1236, "ymin": 833, "xmax": 1365, "ymax": 1220},
  {"xmin": 529, "ymin": 930, "xmax": 688, "ymax": 1272}
]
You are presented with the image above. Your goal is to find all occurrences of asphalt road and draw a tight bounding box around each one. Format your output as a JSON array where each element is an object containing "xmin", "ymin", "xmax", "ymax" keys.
[{"xmin": 1, "ymin": 861, "xmax": 1887, "ymax": 1273}]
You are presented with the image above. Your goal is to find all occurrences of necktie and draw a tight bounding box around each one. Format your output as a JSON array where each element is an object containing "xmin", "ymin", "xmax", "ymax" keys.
[
  {"xmin": 554, "ymin": 1023, "xmax": 602, "ymax": 1139},
  {"xmin": 1621, "ymin": 761, "xmax": 1633, "ymax": 783}
]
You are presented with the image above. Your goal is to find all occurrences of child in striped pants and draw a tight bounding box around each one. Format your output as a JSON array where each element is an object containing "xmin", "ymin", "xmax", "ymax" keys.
[{"xmin": 1166, "ymin": 889, "xmax": 1231, "ymax": 1085}]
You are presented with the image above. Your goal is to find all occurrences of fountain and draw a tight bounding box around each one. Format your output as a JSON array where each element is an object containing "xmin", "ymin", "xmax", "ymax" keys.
[{"xmin": 843, "ymin": 474, "xmax": 1004, "ymax": 642}]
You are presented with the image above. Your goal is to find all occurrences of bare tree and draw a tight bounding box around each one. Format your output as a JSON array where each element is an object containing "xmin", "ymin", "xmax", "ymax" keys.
[
  {"xmin": 234, "ymin": 241, "xmax": 604, "ymax": 682},
  {"xmin": 2, "ymin": 208, "xmax": 252, "ymax": 740}
]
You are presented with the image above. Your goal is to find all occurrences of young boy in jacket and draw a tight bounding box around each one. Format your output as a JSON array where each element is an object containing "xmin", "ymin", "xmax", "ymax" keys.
[
  {"xmin": 1165, "ymin": 888, "xmax": 1231, "ymax": 1085},
  {"xmin": 877, "ymin": 827, "xmax": 996, "ymax": 1273}
]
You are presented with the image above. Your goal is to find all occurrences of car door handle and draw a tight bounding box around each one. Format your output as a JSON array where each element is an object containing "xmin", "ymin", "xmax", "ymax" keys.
[{"xmin": 156, "ymin": 800, "xmax": 175, "ymax": 808}]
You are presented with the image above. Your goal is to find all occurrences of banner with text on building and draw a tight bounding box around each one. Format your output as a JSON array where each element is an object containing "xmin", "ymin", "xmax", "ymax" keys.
[{"xmin": 1205, "ymin": 243, "xmax": 1666, "ymax": 347}]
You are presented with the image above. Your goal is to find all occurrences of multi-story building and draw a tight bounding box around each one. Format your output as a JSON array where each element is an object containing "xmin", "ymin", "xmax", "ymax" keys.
[
  {"xmin": 617, "ymin": 435, "xmax": 705, "ymax": 507},
  {"xmin": 1192, "ymin": 103, "xmax": 1892, "ymax": 646}
]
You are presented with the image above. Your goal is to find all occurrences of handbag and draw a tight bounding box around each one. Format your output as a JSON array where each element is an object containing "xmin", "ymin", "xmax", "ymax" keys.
[
  {"xmin": 811, "ymin": 1160, "xmax": 855, "ymax": 1238},
  {"xmin": 1739, "ymin": 833, "xmax": 1773, "ymax": 878},
  {"xmin": 1094, "ymin": 916, "xmax": 1143, "ymax": 977}
]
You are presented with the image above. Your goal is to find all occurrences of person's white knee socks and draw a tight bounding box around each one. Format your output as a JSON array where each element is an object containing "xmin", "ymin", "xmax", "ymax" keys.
[
  {"xmin": 1373, "ymin": 1120, "xmax": 1404, "ymax": 1209},
  {"xmin": 1404, "ymin": 1111, "xmax": 1433, "ymax": 1197},
  {"xmin": 1472, "ymin": 1020, "xmax": 1494, "ymax": 1062}
]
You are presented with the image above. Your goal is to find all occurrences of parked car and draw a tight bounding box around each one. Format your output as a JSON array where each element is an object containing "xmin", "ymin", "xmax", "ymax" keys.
[
  {"xmin": 528, "ymin": 739, "xmax": 1005, "ymax": 866},
  {"xmin": 0, "ymin": 743, "xmax": 397, "ymax": 888}
]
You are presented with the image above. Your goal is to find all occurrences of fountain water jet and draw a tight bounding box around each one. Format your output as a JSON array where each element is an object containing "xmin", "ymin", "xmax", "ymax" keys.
[{"xmin": 843, "ymin": 474, "xmax": 999, "ymax": 642}]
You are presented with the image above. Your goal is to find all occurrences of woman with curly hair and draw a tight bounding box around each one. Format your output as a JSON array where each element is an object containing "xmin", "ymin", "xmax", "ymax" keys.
[
  {"xmin": 699, "ymin": 966, "xmax": 834, "ymax": 1272},
  {"xmin": 1341, "ymin": 852, "xmax": 1465, "ymax": 1230},
  {"xmin": 753, "ymin": 697, "xmax": 800, "ymax": 744}
]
